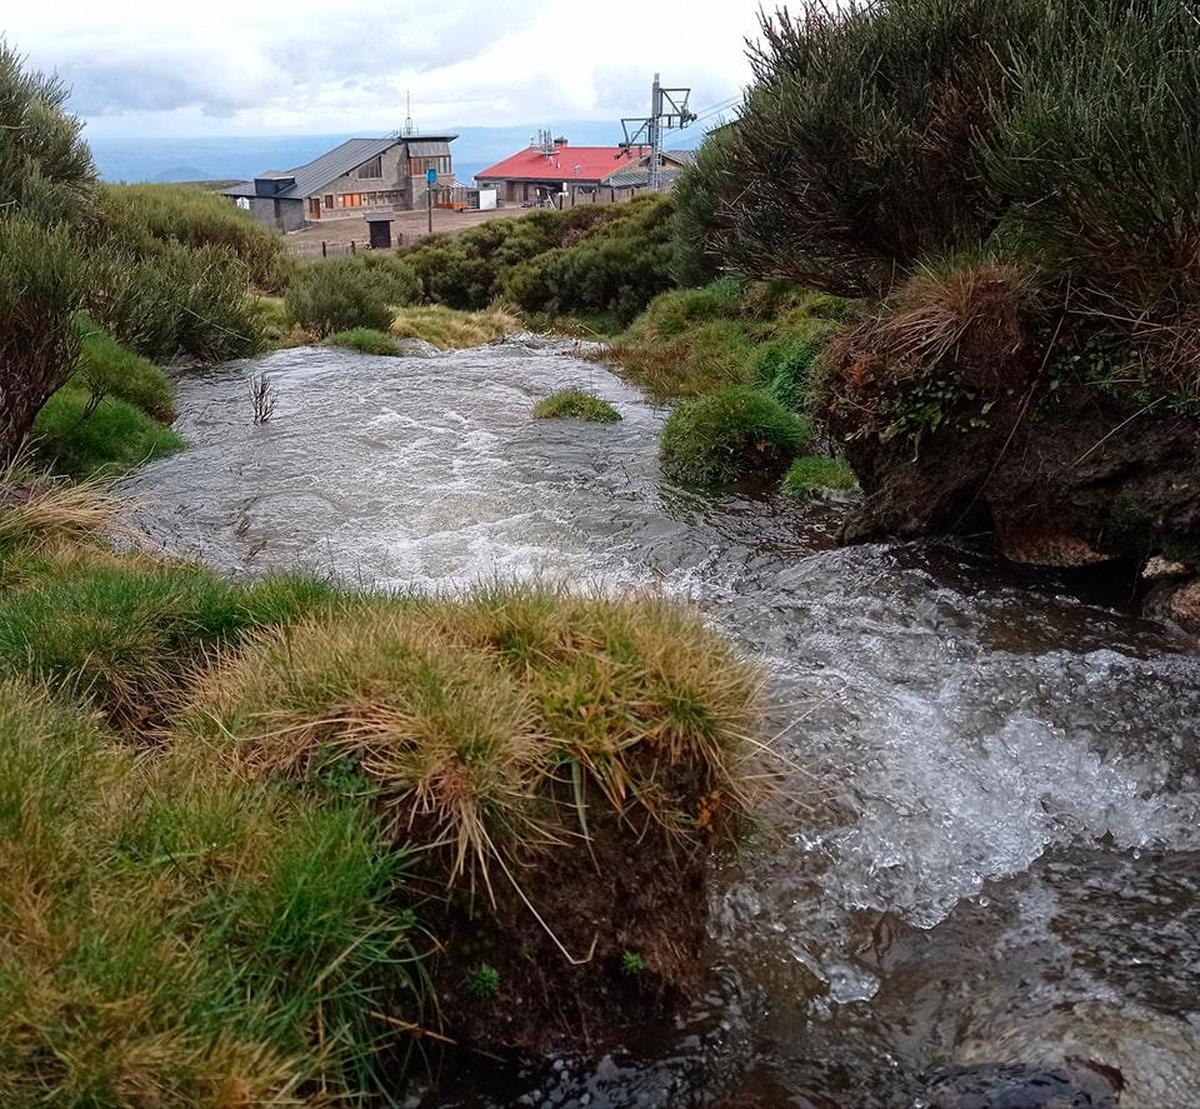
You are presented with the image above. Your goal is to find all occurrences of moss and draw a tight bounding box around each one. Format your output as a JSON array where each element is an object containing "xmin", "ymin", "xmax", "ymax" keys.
[
  {"xmin": 325, "ymin": 327, "xmax": 399, "ymax": 356},
  {"xmin": 532, "ymin": 389, "xmax": 621, "ymax": 423},
  {"xmin": 30, "ymin": 380, "xmax": 184, "ymax": 479},
  {"xmin": 660, "ymin": 387, "xmax": 809, "ymax": 486},
  {"xmin": 782, "ymin": 455, "xmax": 859, "ymax": 496}
]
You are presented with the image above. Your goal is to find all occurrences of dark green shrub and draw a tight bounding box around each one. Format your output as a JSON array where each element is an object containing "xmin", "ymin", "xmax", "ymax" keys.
[
  {"xmin": 286, "ymin": 261, "xmax": 394, "ymax": 337},
  {"xmin": 660, "ymin": 387, "xmax": 809, "ymax": 485},
  {"xmin": 532, "ymin": 389, "xmax": 621, "ymax": 422},
  {"xmin": 95, "ymin": 183, "xmax": 290, "ymax": 291},
  {"xmin": 94, "ymin": 242, "xmax": 262, "ymax": 363},
  {"xmin": 671, "ymin": 128, "xmax": 736, "ymax": 287},
  {"xmin": 325, "ymin": 328, "xmax": 399, "ymax": 356}
]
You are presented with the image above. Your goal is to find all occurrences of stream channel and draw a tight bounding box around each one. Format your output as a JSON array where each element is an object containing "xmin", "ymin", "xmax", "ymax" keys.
[{"xmin": 121, "ymin": 336, "xmax": 1200, "ymax": 1107}]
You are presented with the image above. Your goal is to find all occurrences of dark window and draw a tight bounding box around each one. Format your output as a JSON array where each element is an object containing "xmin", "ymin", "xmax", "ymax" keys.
[
  {"xmin": 357, "ymin": 156, "xmax": 383, "ymax": 179},
  {"xmin": 324, "ymin": 195, "xmax": 334, "ymax": 208}
]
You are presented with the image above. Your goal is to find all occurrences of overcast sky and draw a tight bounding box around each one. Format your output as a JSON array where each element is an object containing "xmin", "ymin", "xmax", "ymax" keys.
[{"xmin": 7, "ymin": 1, "xmax": 767, "ymax": 137}]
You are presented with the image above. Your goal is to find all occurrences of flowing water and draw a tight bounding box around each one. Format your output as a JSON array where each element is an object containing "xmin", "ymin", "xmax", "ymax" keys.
[{"xmin": 122, "ymin": 338, "xmax": 1200, "ymax": 1107}]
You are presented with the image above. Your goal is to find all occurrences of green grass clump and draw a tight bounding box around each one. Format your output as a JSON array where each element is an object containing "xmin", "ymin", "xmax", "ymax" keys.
[
  {"xmin": 325, "ymin": 328, "xmax": 399, "ymax": 356},
  {"xmin": 532, "ymin": 389, "xmax": 621, "ymax": 423},
  {"xmin": 755, "ymin": 315, "xmax": 843, "ymax": 411},
  {"xmin": 31, "ymin": 380, "xmax": 184, "ymax": 479},
  {"xmin": 660, "ymin": 387, "xmax": 809, "ymax": 486},
  {"xmin": 0, "ymin": 677, "xmax": 424, "ymax": 1103},
  {"xmin": 76, "ymin": 316, "xmax": 176, "ymax": 421},
  {"xmin": 782, "ymin": 456, "xmax": 859, "ymax": 497},
  {"xmin": 0, "ymin": 556, "xmax": 336, "ymax": 726},
  {"xmin": 466, "ymin": 963, "xmax": 502, "ymax": 999}
]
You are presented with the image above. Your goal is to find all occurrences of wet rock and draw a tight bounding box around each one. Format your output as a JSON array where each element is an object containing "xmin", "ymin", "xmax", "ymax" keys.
[
  {"xmin": 394, "ymin": 338, "xmax": 441, "ymax": 358},
  {"xmin": 907, "ymin": 1059, "xmax": 1122, "ymax": 1108},
  {"xmin": 1141, "ymin": 556, "xmax": 1191, "ymax": 581},
  {"xmin": 994, "ymin": 523, "xmax": 1114, "ymax": 568},
  {"xmin": 1143, "ymin": 576, "xmax": 1200, "ymax": 634}
]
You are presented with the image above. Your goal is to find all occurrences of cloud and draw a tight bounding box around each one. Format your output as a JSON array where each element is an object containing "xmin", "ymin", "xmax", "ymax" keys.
[{"xmin": 5, "ymin": 0, "xmax": 762, "ymax": 135}]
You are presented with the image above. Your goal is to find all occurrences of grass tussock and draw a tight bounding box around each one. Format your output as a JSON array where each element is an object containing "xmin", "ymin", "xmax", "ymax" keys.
[
  {"xmin": 325, "ymin": 328, "xmax": 400, "ymax": 357},
  {"xmin": 181, "ymin": 583, "xmax": 760, "ymax": 883},
  {"xmin": 660, "ymin": 388, "xmax": 809, "ymax": 487},
  {"xmin": 532, "ymin": 389, "xmax": 621, "ymax": 423},
  {"xmin": 390, "ymin": 305, "xmax": 519, "ymax": 350}
]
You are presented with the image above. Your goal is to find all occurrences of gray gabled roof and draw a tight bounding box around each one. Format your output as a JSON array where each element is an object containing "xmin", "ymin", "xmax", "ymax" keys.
[{"xmin": 222, "ymin": 135, "xmax": 459, "ymax": 201}]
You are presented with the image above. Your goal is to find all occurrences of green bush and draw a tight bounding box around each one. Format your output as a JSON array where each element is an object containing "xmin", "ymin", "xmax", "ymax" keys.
[
  {"xmin": 782, "ymin": 455, "xmax": 859, "ymax": 496},
  {"xmin": 286, "ymin": 260, "xmax": 394, "ymax": 337},
  {"xmin": 501, "ymin": 198, "xmax": 675, "ymax": 324},
  {"xmin": 532, "ymin": 389, "xmax": 621, "ymax": 423},
  {"xmin": 76, "ymin": 316, "xmax": 176, "ymax": 421},
  {"xmin": 95, "ymin": 241, "xmax": 262, "ymax": 363},
  {"xmin": 660, "ymin": 387, "xmax": 809, "ymax": 485},
  {"xmin": 317, "ymin": 252, "xmax": 422, "ymax": 308},
  {"xmin": 30, "ymin": 381, "xmax": 183, "ymax": 479},
  {"xmin": 325, "ymin": 328, "xmax": 399, "ymax": 356},
  {"xmin": 96, "ymin": 183, "xmax": 290, "ymax": 291},
  {"xmin": 671, "ymin": 128, "xmax": 736, "ymax": 287}
]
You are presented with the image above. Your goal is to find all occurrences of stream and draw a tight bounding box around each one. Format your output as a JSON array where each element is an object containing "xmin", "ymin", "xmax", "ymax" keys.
[{"xmin": 122, "ymin": 337, "xmax": 1200, "ymax": 1107}]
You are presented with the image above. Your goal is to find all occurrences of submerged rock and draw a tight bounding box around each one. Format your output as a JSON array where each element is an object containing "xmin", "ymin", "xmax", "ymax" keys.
[
  {"xmin": 907, "ymin": 1060, "xmax": 1122, "ymax": 1108},
  {"xmin": 394, "ymin": 337, "xmax": 441, "ymax": 357}
]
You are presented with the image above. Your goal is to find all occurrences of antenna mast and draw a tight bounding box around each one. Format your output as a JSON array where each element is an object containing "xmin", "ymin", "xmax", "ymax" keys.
[{"xmin": 619, "ymin": 73, "xmax": 695, "ymax": 191}]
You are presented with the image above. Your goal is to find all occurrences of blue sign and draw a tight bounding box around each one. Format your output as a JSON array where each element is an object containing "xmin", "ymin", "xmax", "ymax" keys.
[{"xmin": 426, "ymin": 167, "xmax": 438, "ymax": 186}]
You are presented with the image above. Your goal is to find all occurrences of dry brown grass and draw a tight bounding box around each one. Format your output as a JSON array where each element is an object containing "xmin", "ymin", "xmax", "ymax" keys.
[
  {"xmin": 0, "ymin": 470, "xmax": 124, "ymax": 551},
  {"xmin": 389, "ymin": 306, "xmax": 520, "ymax": 350}
]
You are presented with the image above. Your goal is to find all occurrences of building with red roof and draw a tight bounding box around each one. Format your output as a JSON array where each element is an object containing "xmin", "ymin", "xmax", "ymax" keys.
[{"xmin": 475, "ymin": 134, "xmax": 694, "ymax": 205}]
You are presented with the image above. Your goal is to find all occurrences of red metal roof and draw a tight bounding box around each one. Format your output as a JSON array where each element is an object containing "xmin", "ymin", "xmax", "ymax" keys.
[{"xmin": 475, "ymin": 144, "xmax": 644, "ymax": 184}]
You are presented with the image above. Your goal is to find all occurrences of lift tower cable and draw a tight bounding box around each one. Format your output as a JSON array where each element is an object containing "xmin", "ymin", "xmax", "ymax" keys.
[{"xmin": 619, "ymin": 73, "xmax": 697, "ymax": 191}]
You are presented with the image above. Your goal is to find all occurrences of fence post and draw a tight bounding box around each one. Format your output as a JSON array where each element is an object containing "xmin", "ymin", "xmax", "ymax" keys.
[
  {"xmin": 321, "ymin": 241, "xmax": 327, "ymax": 257},
  {"xmin": 350, "ymin": 240, "xmax": 356, "ymax": 255}
]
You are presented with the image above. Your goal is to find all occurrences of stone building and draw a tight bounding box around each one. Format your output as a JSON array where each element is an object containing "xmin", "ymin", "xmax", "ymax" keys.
[{"xmin": 222, "ymin": 135, "xmax": 457, "ymax": 232}]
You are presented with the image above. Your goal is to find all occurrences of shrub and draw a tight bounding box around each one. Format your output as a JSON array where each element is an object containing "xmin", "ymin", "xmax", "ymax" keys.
[
  {"xmin": 532, "ymin": 389, "xmax": 621, "ymax": 423},
  {"xmin": 782, "ymin": 456, "xmax": 859, "ymax": 496},
  {"xmin": 30, "ymin": 381, "xmax": 184, "ymax": 479},
  {"xmin": 95, "ymin": 183, "xmax": 290, "ymax": 291},
  {"xmin": 0, "ymin": 217, "xmax": 89, "ymax": 458},
  {"xmin": 500, "ymin": 198, "xmax": 675, "ymax": 324},
  {"xmin": 94, "ymin": 241, "xmax": 263, "ymax": 363},
  {"xmin": 671, "ymin": 127, "xmax": 736, "ymax": 287},
  {"xmin": 316, "ymin": 252, "xmax": 422, "ymax": 308},
  {"xmin": 325, "ymin": 327, "xmax": 399, "ymax": 356},
  {"xmin": 0, "ymin": 678, "xmax": 424, "ymax": 1102},
  {"xmin": 285, "ymin": 260, "xmax": 394, "ymax": 337},
  {"xmin": 660, "ymin": 387, "xmax": 809, "ymax": 485},
  {"xmin": 76, "ymin": 315, "xmax": 176, "ymax": 420}
]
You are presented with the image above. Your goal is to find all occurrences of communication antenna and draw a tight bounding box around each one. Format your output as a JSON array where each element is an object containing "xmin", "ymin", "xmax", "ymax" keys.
[
  {"xmin": 619, "ymin": 73, "xmax": 696, "ymax": 190},
  {"xmin": 404, "ymin": 91, "xmax": 415, "ymax": 136}
]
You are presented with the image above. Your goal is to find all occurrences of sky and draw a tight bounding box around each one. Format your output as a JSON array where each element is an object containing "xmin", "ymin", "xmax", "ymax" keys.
[{"xmin": 6, "ymin": 1, "xmax": 767, "ymax": 138}]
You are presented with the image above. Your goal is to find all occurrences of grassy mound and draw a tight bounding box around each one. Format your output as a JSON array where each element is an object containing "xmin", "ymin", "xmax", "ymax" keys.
[
  {"xmin": 783, "ymin": 456, "xmax": 859, "ymax": 497},
  {"xmin": 660, "ymin": 387, "xmax": 809, "ymax": 486},
  {"xmin": 532, "ymin": 389, "xmax": 621, "ymax": 423},
  {"xmin": 77, "ymin": 316, "xmax": 176, "ymax": 421},
  {"xmin": 0, "ymin": 551, "xmax": 334, "ymax": 727},
  {"xmin": 325, "ymin": 327, "xmax": 399, "ymax": 357},
  {"xmin": 31, "ymin": 381, "xmax": 183, "ymax": 479},
  {"xmin": 0, "ymin": 678, "xmax": 423, "ymax": 1103},
  {"xmin": 390, "ymin": 305, "xmax": 518, "ymax": 350}
]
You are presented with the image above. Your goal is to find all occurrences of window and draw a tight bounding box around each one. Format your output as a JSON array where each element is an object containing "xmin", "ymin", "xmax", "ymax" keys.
[
  {"xmin": 335, "ymin": 193, "xmax": 362, "ymax": 209},
  {"xmin": 408, "ymin": 155, "xmax": 451, "ymax": 177},
  {"xmin": 324, "ymin": 195, "xmax": 334, "ymax": 208},
  {"xmin": 357, "ymin": 155, "xmax": 383, "ymax": 179}
]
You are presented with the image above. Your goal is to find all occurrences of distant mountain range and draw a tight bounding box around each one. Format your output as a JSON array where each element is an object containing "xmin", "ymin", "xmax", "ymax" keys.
[{"xmin": 87, "ymin": 121, "xmax": 710, "ymax": 187}]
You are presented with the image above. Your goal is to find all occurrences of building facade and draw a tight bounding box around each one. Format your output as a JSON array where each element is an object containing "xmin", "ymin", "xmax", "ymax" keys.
[
  {"xmin": 474, "ymin": 138, "xmax": 693, "ymax": 206},
  {"xmin": 223, "ymin": 135, "xmax": 457, "ymax": 232}
]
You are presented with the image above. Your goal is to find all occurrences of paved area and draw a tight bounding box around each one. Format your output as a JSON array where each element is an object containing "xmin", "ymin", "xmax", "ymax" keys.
[{"xmin": 283, "ymin": 205, "xmax": 529, "ymax": 254}]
